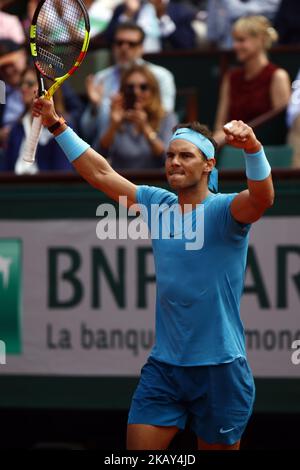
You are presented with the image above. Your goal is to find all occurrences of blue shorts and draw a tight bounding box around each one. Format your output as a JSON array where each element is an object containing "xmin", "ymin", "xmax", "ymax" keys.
[{"xmin": 128, "ymin": 356, "xmax": 255, "ymax": 445}]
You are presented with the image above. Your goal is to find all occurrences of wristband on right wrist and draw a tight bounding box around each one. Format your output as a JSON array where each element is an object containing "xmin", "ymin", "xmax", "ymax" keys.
[
  {"xmin": 243, "ymin": 147, "xmax": 271, "ymax": 181},
  {"xmin": 55, "ymin": 127, "xmax": 90, "ymax": 163}
]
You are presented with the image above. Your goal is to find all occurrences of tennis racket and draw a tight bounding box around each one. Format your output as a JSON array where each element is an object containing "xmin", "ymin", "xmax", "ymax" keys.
[{"xmin": 23, "ymin": 0, "xmax": 90, "ymax": 164}]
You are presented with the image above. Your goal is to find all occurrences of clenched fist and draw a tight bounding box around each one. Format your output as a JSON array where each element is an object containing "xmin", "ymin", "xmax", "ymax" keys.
[{"xmin": 223, "ymin": 120, "xmax": 261, "ymax": 153}]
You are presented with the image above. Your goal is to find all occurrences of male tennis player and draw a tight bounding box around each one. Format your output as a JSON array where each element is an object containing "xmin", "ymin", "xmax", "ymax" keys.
[{"xmin": 33, "ymin": 97, "xmax": 274, "ymax": 450}]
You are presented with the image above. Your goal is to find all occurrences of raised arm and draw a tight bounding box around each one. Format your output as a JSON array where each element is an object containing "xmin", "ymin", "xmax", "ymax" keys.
[
  {"xmin": 223, "ymin": 120, "xmax": 275, "ymax": 224},
  {"xmin": 33, "ymin": 97, "xmax": 137, "ymax": 207}
]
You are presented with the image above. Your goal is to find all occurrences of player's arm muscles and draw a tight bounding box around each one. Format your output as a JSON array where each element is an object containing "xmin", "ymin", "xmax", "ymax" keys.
[
  {"xmin": 73, "ymin": 147, "xmax": 137, "ymax": 208},
  {"xmin": 32, "ymin": 97, "xmax": 137, "ymax": 208},
  {"xmin": 230, "ymin": 175, "xmax": 274, "ymax": 224}
]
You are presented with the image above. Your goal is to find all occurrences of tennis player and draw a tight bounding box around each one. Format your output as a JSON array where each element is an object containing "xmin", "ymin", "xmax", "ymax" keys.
[{"xmin": 32, "ymin": 97, "xmax": 274, "ymax": 450}]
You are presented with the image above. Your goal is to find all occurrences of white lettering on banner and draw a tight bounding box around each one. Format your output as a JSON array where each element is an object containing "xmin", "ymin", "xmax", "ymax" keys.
[
  {"xmin": 0, "ymin": 340, "xmax": 6, "ymax": 365},
  {"xmin": 0, "ymin": 217, "xmax": 299, "ymax": 377}
]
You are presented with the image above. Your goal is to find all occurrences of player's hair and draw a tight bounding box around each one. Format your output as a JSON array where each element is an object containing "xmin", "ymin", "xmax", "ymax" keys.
[
  {"xmin": 172, "ymin": 122, "xmax": 218, "ymax": 159},
  {"xmin": 114, "ymin": 22, "xmax": 145, "ymax": 44},
  {"xmin": 120, "ymin": 64, "xmax": 165, "ymax": 130},
  {"xmin": 232, "ymin": 15, "xmax": 278, "ymax": 50}
]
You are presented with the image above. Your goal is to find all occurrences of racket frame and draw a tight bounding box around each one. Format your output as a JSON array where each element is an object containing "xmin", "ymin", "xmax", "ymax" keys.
[
  {"xmin": 23, "ymin": 0, "xmax": 90, "ymax": 164},
  {"xmin": 29, "ymin": 0, "xmax": 90, "ymax": 100}
]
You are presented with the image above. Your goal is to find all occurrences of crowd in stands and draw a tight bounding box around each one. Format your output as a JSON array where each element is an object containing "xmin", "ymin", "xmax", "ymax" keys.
[{"xmin": 1, "ymin": 0, "xmax": 300, "ymax": 173}]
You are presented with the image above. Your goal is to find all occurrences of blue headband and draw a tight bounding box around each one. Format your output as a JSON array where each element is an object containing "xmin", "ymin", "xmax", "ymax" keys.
[{"xmin": 170, "ymin": 128, "xmax": 218, "ymax": 192}]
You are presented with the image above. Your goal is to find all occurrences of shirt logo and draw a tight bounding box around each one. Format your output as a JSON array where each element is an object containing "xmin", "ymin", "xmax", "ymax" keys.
[{"xmin": 219, "ymin": 427, "xmax": 235, "ymax": 434}]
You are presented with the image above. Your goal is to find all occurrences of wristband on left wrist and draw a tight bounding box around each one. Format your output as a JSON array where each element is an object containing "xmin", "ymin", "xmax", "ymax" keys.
[{"xmin": 243, "ymin": 146, "xmax": 271, "ymax": 181}]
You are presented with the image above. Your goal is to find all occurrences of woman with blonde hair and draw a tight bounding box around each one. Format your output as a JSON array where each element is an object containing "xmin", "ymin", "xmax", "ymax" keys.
[
  {"xmin": 100, "ymin": 64, "xmax": 177, "ymax": 169},
  {"xmin": 214, "ymin": 15, "xmax": 291, "ymax": 143}
]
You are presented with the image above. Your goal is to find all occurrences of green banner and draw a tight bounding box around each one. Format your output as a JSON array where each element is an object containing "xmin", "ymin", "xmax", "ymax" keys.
[{"xmin": 0, "ymin": 239, "xmax": 22, "ymax": 354}]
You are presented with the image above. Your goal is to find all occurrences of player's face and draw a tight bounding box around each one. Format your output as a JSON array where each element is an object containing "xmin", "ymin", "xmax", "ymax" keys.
[
  {"xmin": 165, "ymin": 140, "xmax": 210, "ymax": 190},
  {"xmin": 232, "ymin": 31, "xmax": 264, "ymax": 62},
  {"xmin": 113, "ymin": 30, "xmax": 144, "ymax": 67}
]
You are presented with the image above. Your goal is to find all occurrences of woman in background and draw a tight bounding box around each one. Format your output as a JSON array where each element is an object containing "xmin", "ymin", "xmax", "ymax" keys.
[
  {"xmin": 100, "ymin": 64, "xmax": 177, "ymax": 169},
  {"xmin": 3, "ymin": 66, "xmax": 72, "ymax": 173},
  {"xmin": 214, "ymin": 15, "xmax": 290, "ymax": 143}
]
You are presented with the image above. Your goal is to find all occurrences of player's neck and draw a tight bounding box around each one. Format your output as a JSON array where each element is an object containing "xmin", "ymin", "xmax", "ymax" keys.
[{"xmin": 177, "ymin": 184, "xmax": 210, "ymax": 213}]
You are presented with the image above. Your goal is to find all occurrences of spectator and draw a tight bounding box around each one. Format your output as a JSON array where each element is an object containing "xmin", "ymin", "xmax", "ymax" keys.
[
  {"xmin": 0, "ymin": 5, "xmax": 25, "ymax": 44},
  {"xmin": 104, "ymin": 0, "xmax": 161, "ymax": 52},
  {"xmin": 80, "ymin": 22, "xmax": 176, "ymax": 147},
  {"xmin": 149, "ymin": 0, "xmax": 196, "ymax": 49},
  {"xmin": 274, "ymin": 0, "xmax": 300, "ymax": 45},
  {"xmin": 3, "ymin": 66, "xmax": 72, "ymax": 173},
  {"xmin": 99, "ymin": 64, "xmax": 177, "ymax": 169},
  {"xmin": 207, "ymin": 0, "xmax": 281, "ymax": 49},
  {"xmin": 0, "ymin": 40, "xmax": 27, "ymax": 152},
  {"xmin": 213, "ymin": 16, "xmax": 290, "ymax": 143},
  {"xmin": 286, "ymin": 70, "xmax": 300, "ymax": 167}
]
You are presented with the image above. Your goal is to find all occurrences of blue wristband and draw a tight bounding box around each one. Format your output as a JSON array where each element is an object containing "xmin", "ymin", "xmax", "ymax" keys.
[
  {"xmin": 55, "ymin": 127, "xmax": 90, "ymax": 163},
  {"xmin": 243, "ymin": 147, "xmax": 271, "ymax": 181}
]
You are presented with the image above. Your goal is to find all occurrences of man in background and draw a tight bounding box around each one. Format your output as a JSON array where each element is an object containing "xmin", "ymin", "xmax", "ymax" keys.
[{"xmin": 80, "ymin": 22, "xmax": 176, "ymax": 148}]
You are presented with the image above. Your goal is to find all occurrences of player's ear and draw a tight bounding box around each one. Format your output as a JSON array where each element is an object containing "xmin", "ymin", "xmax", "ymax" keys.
[{"xmin": 203, "ymin": 158, "xmax": 215, "ymax": 174}]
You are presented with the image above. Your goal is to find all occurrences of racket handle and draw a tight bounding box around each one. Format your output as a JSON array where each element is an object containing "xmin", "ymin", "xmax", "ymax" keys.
[{"xmin": 23, "ymin": 115, "xmax": 43, "ymax": 164}]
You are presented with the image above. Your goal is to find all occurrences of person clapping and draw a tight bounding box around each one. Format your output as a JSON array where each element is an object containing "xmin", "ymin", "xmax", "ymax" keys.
[{"xmin": 100, "ymin": 64, "xmax": 177, "ymax": 169}]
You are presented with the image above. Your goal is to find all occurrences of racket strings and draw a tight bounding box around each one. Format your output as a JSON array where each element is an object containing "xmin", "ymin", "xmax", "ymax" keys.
[{"xmin": 35, "ymin": 0, "xmax": 87, "ymax": 79}]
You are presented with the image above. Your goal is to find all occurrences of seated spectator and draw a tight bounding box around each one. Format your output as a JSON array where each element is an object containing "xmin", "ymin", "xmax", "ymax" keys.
[
  {"xmin": 0, "ymin": 4, "xmax": 25, "ymax": 44},
  {"xmin": 104, "ymin": 0, "xmax": 161, "ymax": 53},
  {"xmin": 0, "ymin": 38, "xmax": 82, "ymax": 146},
  {"xmin": 149, "ymin": 0, "xmax": 196, "ymax": 49},
  {"xmin": 80, "ymin": 22, "xmax": 176, "ymax": 147},
  {"xmin": 2, "ymin": 66, "xmax": 72, "ymax": 173},
  {"xmin": 207, "ymin": 0, "xmax": 281, "ymax": 49},
  {"xmin": 99, "ymin": 64, "xmax": 177, "ymax": 169},
  {"xmin": 286, "ymin": 70, "xmax": 300, "ymax": 167},
  {"xmin": 274, "ymin": 0, "xmax": 300, "ymax": 45},
  {"xmin": 213, "ymin": 16, "xmax": 290, "ymax": 143},
  {"xmin": 0, "ymin": 40, "xmax": 27, "ymax": 152}
]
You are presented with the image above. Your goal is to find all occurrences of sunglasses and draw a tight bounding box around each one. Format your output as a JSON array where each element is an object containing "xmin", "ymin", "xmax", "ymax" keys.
[
  {"xmin": 21, "ymin": 79, "xmax": 36, "ymax": 88},
  {"xmin": 114, "ymin": 39, "xmax": 142, "ymax": 48},
  {"xmin": 125, "ymin": 83, "xmax": 150, "ymax": 92}
]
